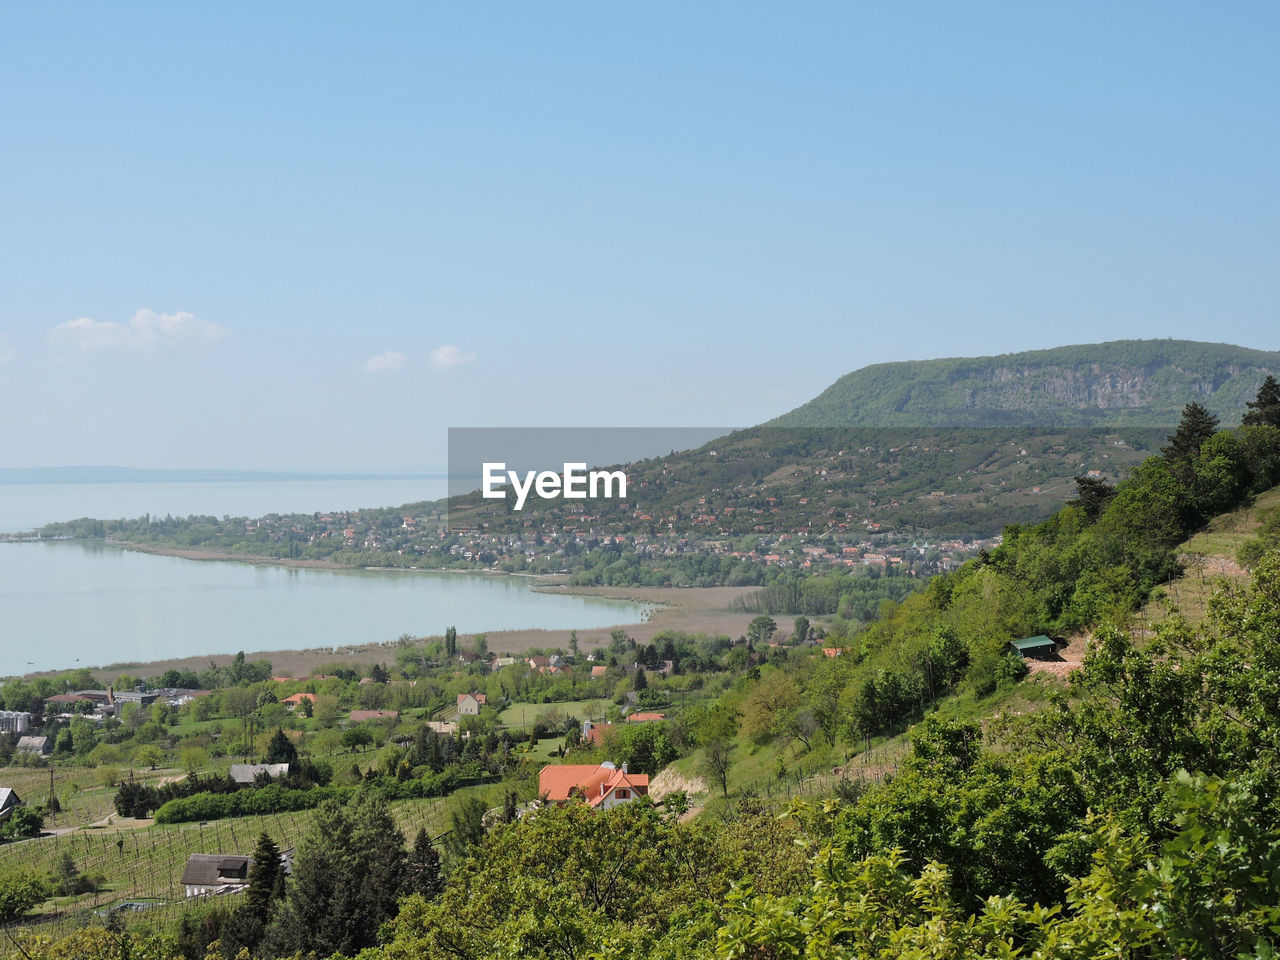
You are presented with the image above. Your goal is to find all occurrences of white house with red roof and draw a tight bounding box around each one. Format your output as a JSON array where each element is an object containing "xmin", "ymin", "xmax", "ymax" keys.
[
  {"xmin": 457, "ymin": 692, "xmax": 487, "ymax": 716},
  {"xmin": 538, "ymin": 761, "xmax": 649, "ymax": 811}
]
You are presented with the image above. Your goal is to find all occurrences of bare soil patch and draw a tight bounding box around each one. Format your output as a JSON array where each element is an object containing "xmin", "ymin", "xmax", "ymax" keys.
[
  {"xmin": 649, "ymin": 766, "xmax": 708, "ymax": 801},
  {"xmin": 1026, "ymin": 632, "xmax": 1088, "ymax": 679}
]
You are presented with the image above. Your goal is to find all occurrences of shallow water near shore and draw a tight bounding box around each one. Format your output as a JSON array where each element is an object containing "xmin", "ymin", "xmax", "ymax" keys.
[{"xmin": 0, "ymin": 540, "xmax": 646, "ymax": 675}]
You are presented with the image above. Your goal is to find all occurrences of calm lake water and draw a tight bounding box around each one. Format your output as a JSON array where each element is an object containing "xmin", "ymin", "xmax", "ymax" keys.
[{"xmin": 0, "ymin": 479, "xmax": 646, "ymax": 675}]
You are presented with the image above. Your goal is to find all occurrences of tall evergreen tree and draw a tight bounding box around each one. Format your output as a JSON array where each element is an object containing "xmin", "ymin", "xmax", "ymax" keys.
[
  {"xmin": 261, "ymin": 794, "xmax": 406, "ymax": 957},
  {"xmin": 1068, "ymin": 474, "xmax": 1118, "ymax": 521},
  {"xmin": 1242, "ymin": 374, "xmax": 1280, "ymax": 427},
  {"xmin": 218, "ymin": 832, "xmax": 284, "ymax": 958},
  {"xmin": 1162, "ymin": 402, "xmax": 1219, "ymax": 466},
  {"xmin": 245, "ymin": 832, "xmax": 282, "ymax": 922},
  {"xmin": 404, "ymin": 828, "xmax": 443, "ymax": 900},
  {"xmin": 501, "ymin": 788, "xmax": 519, "ymax": 824},
  {"xmin": 264, "ymin": 727, "xmax": 298, "ymax": 764}
]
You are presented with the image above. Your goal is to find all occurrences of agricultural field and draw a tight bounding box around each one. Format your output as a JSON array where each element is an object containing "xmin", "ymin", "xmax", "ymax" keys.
[
  {"xmin": 495, "ymin": 699, "xmax": 607, "ymax": 728},
  {"xmin": 0, "ymin": 786, "xmax": 483, "ymax": 939},
  {"xmin": 0, "ymin": 764, "xmax": 177, "ymax": 831}
]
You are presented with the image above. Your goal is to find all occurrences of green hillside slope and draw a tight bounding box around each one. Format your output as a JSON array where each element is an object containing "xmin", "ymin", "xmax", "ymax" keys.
[{"xmin": 773, "ymin": 339, "xmax": 1280, "ymax": 427}]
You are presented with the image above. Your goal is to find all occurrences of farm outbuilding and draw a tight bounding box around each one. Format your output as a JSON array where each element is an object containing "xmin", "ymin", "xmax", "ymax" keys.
[{"xmin": 1008, "ymin": 635, "xmax": 1059, "ymax": 659}]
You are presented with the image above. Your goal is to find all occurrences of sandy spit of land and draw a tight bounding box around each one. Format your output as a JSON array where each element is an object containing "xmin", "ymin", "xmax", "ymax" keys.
[{"xmin": 108, "ymin": 540, "xmax": 352, "ymax": 570}]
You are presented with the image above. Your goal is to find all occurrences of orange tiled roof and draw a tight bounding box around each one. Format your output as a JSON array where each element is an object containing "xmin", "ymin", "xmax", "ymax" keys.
[
  {"xmin": 625, "ymin": 712, "xmax": 666, "ymax": 723},
  {"xmin": 538, "ymin": 763, "xmax": 649, "ymax": 805}
]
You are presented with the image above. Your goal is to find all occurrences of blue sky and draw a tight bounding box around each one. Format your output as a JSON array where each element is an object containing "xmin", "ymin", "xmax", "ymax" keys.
[{"xmin": 2, "ymin": 3, "xmax": 1278, "ymax": 470}]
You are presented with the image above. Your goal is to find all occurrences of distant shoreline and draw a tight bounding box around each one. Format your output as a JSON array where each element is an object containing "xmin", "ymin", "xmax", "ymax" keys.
[{"xmin": 104, "ymin": 540, "xmax": 541, "ymax": 578}]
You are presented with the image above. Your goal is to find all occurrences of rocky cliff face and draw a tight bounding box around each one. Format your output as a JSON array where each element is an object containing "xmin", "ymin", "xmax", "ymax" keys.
[
  {"xmin": 975, "ymin": 364, "xmax": 1232, "ymax": 410},
  {"xmin": 775, "ymin": 341, "xmax": 1280, "ymax": 427}
]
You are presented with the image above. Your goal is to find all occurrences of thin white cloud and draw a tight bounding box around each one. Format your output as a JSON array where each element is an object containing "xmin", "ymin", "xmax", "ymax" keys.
[
  {"xmin": 0, "ymin": 348, "xmax": 13, "ymax": 364},
  {"xmin": 363, "ymin": 351, "xmax": 407, "ymax": 374},
  {"xmin": 50, "ymin": 309, "xmax": 227, "ymax": 353},
  {"xmin": 430, "ymin": 344, "xmax": 477, "ymax": 370}
]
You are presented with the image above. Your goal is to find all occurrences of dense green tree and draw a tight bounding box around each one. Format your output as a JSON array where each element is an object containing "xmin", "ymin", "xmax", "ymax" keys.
[
  {"xmin": 611, "ymin": 720, "xmax": 678, "ymax": 774},
  {"xmin": 1067, "ymin": 473, "xmax": 1117, "ymax": 521},
  {"xmin": 261, "ymin": 794, "xmax": 406, "ymax": 957},
  {"xmin": 701, "ymin": 708, "xmax": 736, "ymax": 798},
  {"xmin": 0, "ymin": 872, "xmax": 48, "ymax": 923},
  {"xmin": 264, "ymin": 727, "xmax": 298, "ymax": 765},
  {"xmin": 838, "ymin": 717, "xmax": 1086, "ymax": 906},
  {"xmin": 404, "ymin": 828, "xmax": 443, "ymax": 900},
  {"xmin": 746, "ymin": 615, "xmax": 777, "ymax": 645},
  {"xmin": 342, "ymin": 725, "xmax": 375, "ymax": 751},
  {"xmin": 1191, "ymin": 429, "xmax": 1249, "ymax": 516},
  {"xmin": 133, "ymin": 744, "xmax": 166, "ymax": 770},
  {"xmin": 719, "ymin": 770, "xmax": 1280, "ymax": 960},
  {"xmin": 1162, "ymin": 401, "xmax": 1219, "ymax": 467},
  {"xmin": 112, "ymin": 780, "xmax": 159, "ymax": 818},
  {"xmin": 792, "ymin": 615, "xmax": 810, "ymax": 644},
  {"xmin": 245, "ymin": 832, "xmax": 284, "ymax": 922},
  {"xmin": 443, "ymin": 794, "xmax": 488, "ymax": 864},
  {"xmin": 1242, "ymin": 373, "xmax": 1280, "ymax": 427},
  {"xmin": 371, "ymin": 801, "xmax": 806, "ymax": 960},
  {"xmin": 217, "ymin": 833, "xmax": 289, "ymax": 956},
  {"xmin": 0, "ymin": 806, "xmax": 43, "ymax": 840}
]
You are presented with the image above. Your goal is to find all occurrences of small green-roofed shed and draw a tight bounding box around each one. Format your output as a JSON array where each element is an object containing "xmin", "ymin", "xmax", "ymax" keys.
[{"xmin": 1009, "ymin": 635, "xmax": 1057, "ymax": 658}]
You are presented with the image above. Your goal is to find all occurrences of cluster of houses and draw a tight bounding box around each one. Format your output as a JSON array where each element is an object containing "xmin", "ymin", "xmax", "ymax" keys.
[
  {"xmin": 42, "ymin": 686, "xmax": 211, "ymax": 720},
  {"xmin": 225, "ymin": 456, "xmax": 1005, "ymax": 576}
]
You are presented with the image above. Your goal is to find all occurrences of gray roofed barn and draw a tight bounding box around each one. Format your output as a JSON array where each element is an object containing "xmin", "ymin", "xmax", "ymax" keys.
[
  {"xmin": 0, "ymin": 788, "xmax": 22, "ymax": 819},
  {"xmin": 180, "ymin": 854, "xmax": 252, "ymax": 897},
  {"xmin": 229, "ymin": 763, "xmax": 289, "ymax": 784}
]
